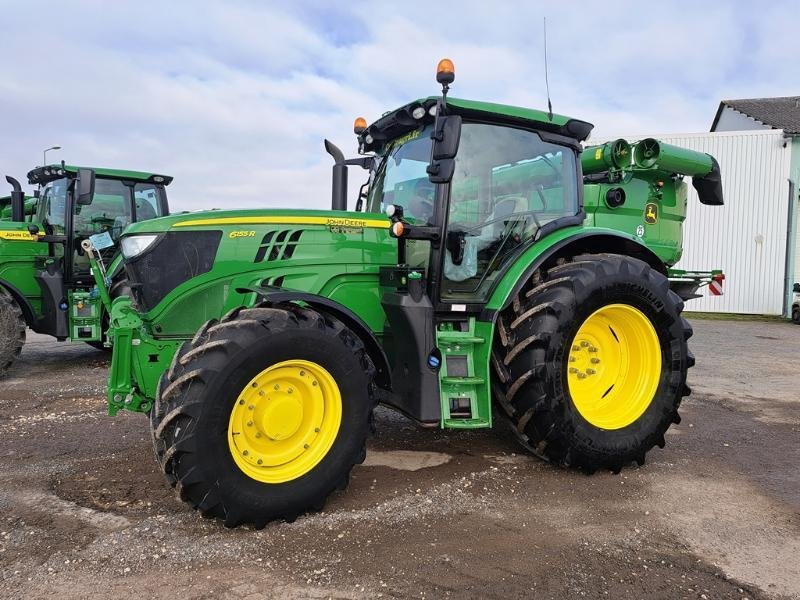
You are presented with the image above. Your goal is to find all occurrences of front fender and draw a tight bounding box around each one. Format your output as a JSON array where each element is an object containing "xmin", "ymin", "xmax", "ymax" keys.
[{"xmin": 237, "ymin": 284, "xmax": 392, "ymax": 391}]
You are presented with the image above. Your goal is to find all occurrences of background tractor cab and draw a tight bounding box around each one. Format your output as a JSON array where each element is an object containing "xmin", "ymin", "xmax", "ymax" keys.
[{"xmin": 0, "ymin": 164, "xmax": 171, "ymax": 376}]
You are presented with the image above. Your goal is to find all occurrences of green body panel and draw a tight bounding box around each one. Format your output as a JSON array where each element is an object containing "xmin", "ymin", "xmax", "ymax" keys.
[
  {"xmin": 129, "ymin": 210, "xmax": 396, "ymax": 337},
  {"xmin": 585, "ymin": 176, "xmax": 687, "ymax": 266},
  {"xmin": 0, "ymin": 223, "xmax": 49, "ymax": 315}
]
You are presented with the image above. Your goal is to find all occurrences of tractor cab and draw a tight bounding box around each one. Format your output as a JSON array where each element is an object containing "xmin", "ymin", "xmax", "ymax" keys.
[
  {"xmin": 338, "ymin": 70, "xmax": 593, "ymax": 426},
  {"xmin": 27, "ymin": 165, "xmax": 171, "ymax": 286},
  {"xmin": 361, "ymin": 108, "xmax": 585, "ymax": 307}
]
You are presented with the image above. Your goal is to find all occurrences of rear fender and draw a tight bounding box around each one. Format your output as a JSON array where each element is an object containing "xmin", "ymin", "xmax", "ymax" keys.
[{"xmin": 485, "ymin": 229, "xmax": 666, "ymax": 315}]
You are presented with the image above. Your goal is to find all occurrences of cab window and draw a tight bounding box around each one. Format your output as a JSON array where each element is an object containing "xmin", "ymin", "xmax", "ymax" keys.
[
  {"xmin": 134, "ymin": 183, "xmax": 165, "ymax": 220},
  {"xmin": 73, "ymin": 178, "xmax": 132, "ymax": 241},
  {"xmin": 442, "ymin": 123, "xmax": 579, "ymax": 301},
  {"xmin": 366, "ymin": 126, "xmax": 435, "ymax": 225}
]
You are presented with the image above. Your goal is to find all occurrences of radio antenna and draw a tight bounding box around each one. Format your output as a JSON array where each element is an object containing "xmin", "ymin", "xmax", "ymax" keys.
[{"xmin": 543, "ymin": 17, "xmax": 553, "ymax": 121}]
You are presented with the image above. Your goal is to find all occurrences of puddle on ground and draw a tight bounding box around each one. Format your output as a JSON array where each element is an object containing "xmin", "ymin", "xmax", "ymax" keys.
[
  {"xmin": 361, "ymin": 450, "xmax": 452, "ymax": 471},
  {"xmin": 8, "ymin": 489, "xmax": 130, "ymax": 531}
]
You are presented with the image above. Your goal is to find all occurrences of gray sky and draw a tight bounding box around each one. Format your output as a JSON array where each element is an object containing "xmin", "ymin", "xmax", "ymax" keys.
[{"xmin": 1, "ymin": 0, "xmax": 798, "ymax": 211}]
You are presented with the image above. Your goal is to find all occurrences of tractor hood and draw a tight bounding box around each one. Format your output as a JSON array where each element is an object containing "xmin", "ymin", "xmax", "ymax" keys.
[
  {"xmin": 120, "ymin": 208, "xmax": 390, "ymax": 236},
  {"xmin": 117, "ymin": 207, "xmax": 395, "ymax": 320}
]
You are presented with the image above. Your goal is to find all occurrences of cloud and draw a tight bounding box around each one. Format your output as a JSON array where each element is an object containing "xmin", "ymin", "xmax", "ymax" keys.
[{"xmin": 0, "ymin": 0, "xmax": 797, "ymax": 212}]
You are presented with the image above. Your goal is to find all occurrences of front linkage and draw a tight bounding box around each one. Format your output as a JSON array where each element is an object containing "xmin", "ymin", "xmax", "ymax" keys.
[{"xmin": 84, "ymin": 240, "xmax": 176, "ymax": 415}]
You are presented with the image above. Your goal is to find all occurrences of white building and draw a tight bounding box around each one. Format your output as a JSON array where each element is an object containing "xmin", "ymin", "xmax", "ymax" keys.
[
  {"xmin": 606, "ymin": 97, "xmax": 800, "ymax": 316},
  {"xmin": 711, "ymin": 97, "xmax": 800, "ymax": 316}
]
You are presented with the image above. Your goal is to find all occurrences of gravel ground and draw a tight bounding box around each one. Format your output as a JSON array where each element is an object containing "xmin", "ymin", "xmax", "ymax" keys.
[{"xmin": 0, "ymin": 319, "xmax": 798, "ymax": 599}]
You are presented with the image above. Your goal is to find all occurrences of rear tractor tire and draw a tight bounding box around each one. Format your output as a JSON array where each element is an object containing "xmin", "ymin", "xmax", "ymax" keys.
[
  {"xmin": 492, "ymin": 254, "xmax": 693, "ymax": 473},
  {"xmin": 151, "ymin": 305, "xmax": 375, "ymax": 527},
  {"xmin": 0, "ymin": 288, "xmax": 26, "ymax": 377},
  {"xmin": 792, "ymin": 305, "xmax": 800, "ymax": 325}
]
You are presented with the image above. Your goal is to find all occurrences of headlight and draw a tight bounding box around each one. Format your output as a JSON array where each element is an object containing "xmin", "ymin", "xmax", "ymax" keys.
[{"xmin": 120, "ymin": 234, "xmax": 158, "ymax": 259}]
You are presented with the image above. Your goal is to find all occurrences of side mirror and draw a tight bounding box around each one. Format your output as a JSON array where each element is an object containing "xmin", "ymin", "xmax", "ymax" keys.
[
  {"xmin": 793, "ymin": 282, "xmax": 800, "ymax": 293},
  {"xmin": 431, "ymin": 115, "xmax": 461, "ymax": 159},
  {"xmin": 76, "ymin": 168, "xmax": 95, "ymax": 205},
  {"xmin": 428, "ymin": 114, "xmax": 462, "ymax": 184}
]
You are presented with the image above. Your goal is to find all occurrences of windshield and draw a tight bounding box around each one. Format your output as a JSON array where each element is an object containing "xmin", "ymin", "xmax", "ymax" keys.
[{"xmin": 366, "ymin": 126, "xmax": 434, "ymax": 225}]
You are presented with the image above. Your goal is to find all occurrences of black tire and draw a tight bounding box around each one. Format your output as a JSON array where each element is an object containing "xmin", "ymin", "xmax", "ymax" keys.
[
  {"xmin": 492, "ymin": 254, "xmax": 693, "ymax": 473},
  {"xmin": 151, "ymin": 304, "xmax": 375, "ymax": 527},
  {"xmin": 0, "ymin": 288, "xmax": 26, "ymax": 377},
  {"xmin": 792, "ymin": 305, "xmax": 800, "ymax": 325},
  {"xmin": 150, "ymin": 316, "xmax": 220, "ymax": 486}
]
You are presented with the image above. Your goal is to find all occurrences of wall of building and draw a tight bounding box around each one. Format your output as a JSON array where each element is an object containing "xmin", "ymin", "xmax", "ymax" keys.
[
  {"xmin": 791, "ymin": 137, "xmax": 800, "ymax": 288},
  {"xmin": 599, "ymin": 129, "xmax": 792, "ymax": 315},
  {"xmin": 714, "ymin": 106, "xmax": 769, "ymax": 132}
]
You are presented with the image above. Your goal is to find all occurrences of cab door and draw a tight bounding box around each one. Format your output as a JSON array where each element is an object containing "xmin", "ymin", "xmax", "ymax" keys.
[{"xmin": 439, "ymin": 122, "xmax": 580, "ymax": 306}]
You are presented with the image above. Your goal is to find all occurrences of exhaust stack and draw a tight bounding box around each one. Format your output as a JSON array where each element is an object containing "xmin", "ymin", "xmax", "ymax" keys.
[
  {"xmin": 324, "ymin": 139, "xmax": 348, "ymax": 211},
  {"xmin": 5, "ymin": 176, "xmax": 25, "ymax": 222}
]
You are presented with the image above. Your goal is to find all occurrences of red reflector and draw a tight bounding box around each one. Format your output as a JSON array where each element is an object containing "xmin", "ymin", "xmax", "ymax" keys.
[{"xmin": 709, "ymin": 275, "xmax": 724, "ymax": 296}]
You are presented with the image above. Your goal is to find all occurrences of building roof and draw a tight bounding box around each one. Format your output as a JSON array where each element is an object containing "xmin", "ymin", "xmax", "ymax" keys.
[{"xmin": 711, "ymin": 96, "xmax": 800, "ymax": 134}]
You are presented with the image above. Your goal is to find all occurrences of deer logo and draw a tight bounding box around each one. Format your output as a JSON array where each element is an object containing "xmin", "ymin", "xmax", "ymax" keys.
[{"xmin": 644, "ymin": 203, "xmax": 658, "ymax": 225}]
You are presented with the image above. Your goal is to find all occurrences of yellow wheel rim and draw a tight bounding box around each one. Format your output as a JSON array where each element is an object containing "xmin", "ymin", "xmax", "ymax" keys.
[
  {"xmin": 227, "ymin": 360, "xmax": 342, "ymax": 484},
  {"xmin": 567, "ymin": 304, "xmax": 661, "ymax": 430}
]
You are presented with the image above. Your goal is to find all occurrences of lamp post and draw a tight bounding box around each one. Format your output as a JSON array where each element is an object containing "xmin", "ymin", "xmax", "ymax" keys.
[{"xmin": 43, "ymin": 145, "xmax": 61, "ymax": 166}]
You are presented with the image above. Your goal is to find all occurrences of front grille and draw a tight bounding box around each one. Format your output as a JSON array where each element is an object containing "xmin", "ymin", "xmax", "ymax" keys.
[{"xmin": 125, "ymin": 231, "xmax": 222, "ymax": 311}]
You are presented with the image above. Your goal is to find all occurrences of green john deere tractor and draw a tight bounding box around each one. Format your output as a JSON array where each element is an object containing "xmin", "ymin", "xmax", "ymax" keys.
[
  {"xmin": 92, "ymin": 60, "xmax": 724, "ymax": 527},
  {"xmin": 0, "ymin": 164, "xmax": 171, "ymax": 375}
]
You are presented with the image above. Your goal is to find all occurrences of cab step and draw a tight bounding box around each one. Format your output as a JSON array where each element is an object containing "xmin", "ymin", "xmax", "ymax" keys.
[{"xmin": 435, "ymin": 318, "xmax": 492, "ymax": 429}]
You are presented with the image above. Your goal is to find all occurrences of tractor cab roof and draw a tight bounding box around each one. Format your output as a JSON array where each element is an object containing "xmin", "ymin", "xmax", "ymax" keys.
[
  {"xmin": 27, "ymin": 164, "xmax": 173, "ymax": 187},
  {"xmin": 360, "ymin": 96, "xmax": 594, "ymax": 152}
]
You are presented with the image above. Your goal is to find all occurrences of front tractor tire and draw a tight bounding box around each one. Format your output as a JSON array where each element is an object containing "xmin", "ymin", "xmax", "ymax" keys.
[
  {"xmin": 0, "ymin": 288, "xmax": 26, "ymax": 377},
  {"xmin": 492, "ymin": 254, "xmax": 693, "ymax": 473},
  {"xmin": 151, "ymin": 305, "xmax": 375, "ymax": 528}
]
